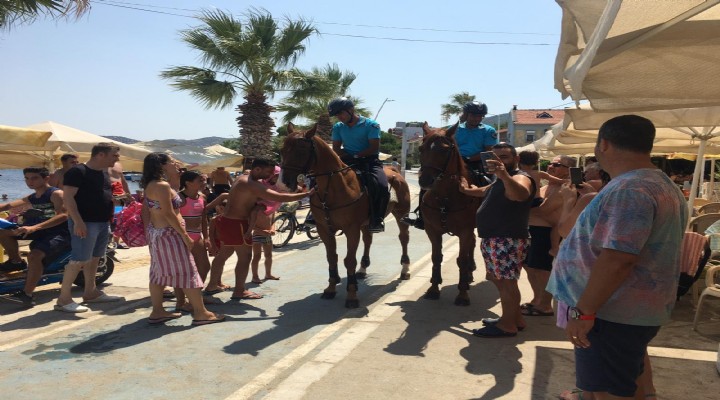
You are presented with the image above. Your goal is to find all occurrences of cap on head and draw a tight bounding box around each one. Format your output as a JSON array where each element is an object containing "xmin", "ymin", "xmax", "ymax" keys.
[
  {"xmin": 463, "ymin": 101, "xmax": 488, "ymax": 115},
  {"xmin": 328, "ymin": 97, "xmax": 355, "ymax": 116}
]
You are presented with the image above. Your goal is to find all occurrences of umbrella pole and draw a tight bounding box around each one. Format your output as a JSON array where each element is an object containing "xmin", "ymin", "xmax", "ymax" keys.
[
  {"xmin": 688, "ymin": 139, "xmax": 707, "ymax": 221},
  {"xmin": 711, "ymin": 159, "xmax": 717, "ymax": 200}
]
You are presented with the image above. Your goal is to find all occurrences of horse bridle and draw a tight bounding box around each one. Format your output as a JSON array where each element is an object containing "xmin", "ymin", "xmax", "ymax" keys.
[
  {"xmin": 420, "ymin": 135, "xmax": 476, "ymax": 234},
  {"xmin": 421, "ymin": 135, "xmax": 458, "ymax": 183},
  {"xmin": 281, "ymin": 136, "xmax": 365, "ymax": 232}
]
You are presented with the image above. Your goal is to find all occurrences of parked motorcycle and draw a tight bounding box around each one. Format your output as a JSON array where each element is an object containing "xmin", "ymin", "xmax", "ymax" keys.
[{"xmin": 0, "ymin": 220, "xmax": 116, "ymax": 297}]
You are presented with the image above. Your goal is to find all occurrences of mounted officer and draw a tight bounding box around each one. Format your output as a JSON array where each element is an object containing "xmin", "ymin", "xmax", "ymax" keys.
[
  {"xmin": 328, "ymin": 97, "xmax": 389, "ymax": 233},
  {"xmin": 403, "ymin": 100, "xmax": 498, "ymax": 229}
]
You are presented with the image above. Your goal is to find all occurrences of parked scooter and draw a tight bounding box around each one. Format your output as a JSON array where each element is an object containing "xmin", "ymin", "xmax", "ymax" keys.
[{"xmin": 0, "ymin": 219, "xmax": 116, "ymax": 298}]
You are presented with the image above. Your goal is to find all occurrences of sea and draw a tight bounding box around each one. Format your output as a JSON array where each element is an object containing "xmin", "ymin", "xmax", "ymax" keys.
[{"xmin": 0, "ymin": 169, "xmax": 142, "ymax": 201}]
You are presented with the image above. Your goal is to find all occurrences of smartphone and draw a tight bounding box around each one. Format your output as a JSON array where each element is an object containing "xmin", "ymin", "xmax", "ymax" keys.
[
  {"xmin": 480, "ymin": 151, "xmax": 499, "ymax": 173},
  {"xmin": 570, "ymin": 167, "xmax": 583, "ymax": 187}
]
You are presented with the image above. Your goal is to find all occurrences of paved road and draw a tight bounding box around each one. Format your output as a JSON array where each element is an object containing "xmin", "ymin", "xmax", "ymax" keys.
[{"xmin": 1, "ymin": 172, "xmax": 719, "ymax": 399}]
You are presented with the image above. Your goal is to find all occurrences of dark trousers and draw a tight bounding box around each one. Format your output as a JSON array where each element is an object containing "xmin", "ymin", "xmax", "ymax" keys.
[{"xmin": 344, "ymin": 156, "xmax": 389, "ymax": 225}]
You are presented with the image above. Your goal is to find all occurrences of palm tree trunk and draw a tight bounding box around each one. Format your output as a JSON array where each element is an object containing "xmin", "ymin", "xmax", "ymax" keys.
[
  {"xmin": 316, "ymin": 114, "xmax": 333, "ymax": 143},
  {"xmin": 237, "ymin": 92, "xmax": 275, "ymax": 160}
]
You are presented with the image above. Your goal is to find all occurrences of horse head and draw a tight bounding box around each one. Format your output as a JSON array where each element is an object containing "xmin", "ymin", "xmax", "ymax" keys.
[
  {"xmin": 280, "ymin": 122, "xmax": 319, "ymax": 191},
  {"xmin": 418, "ymin": 121, "xmax": 465, "ymax": 189}
]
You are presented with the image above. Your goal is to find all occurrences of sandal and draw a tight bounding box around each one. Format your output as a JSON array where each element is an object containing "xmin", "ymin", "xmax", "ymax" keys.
[
  {"xmin": 558, "ymin": 389, "xmax": 586, "ymax": 400},
  {"xmin": 521, "ymin": 304, "xmax": 554, "ymax": 317}
]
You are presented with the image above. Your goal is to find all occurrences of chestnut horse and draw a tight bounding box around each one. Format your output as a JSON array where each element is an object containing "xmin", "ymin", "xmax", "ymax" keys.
[
  {"xmin": 418, "ymin": 122, "xmax": 481, "ymax": 305},
  {"xmin": 279, "ymin": 123, "xmax": 411, "ymax": 308}
]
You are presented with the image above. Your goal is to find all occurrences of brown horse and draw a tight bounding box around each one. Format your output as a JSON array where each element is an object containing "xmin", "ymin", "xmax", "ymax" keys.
[
  {"xmin": 418, "ymin": 122, "xmax": 481, "ymax": 306},
  {"xmin": 279, "ymin": 123, "xmax": 411, "ymax": 308}
]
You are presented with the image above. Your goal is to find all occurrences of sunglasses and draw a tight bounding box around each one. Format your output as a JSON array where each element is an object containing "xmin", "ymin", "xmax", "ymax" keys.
[{"xmin": 550, "ymin": 162, "xmax": 569, "ymax": 168}]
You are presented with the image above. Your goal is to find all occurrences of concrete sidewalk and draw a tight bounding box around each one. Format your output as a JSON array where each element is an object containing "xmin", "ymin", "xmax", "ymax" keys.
[{"xmin": 234, "ymin": 238, "xmax": 720, "ymax": 400}]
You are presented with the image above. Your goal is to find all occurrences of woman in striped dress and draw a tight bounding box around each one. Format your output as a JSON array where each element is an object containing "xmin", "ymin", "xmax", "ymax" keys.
[{"xmin": 142, "ymin": 153, "xmax": 224, "ymax": 326}]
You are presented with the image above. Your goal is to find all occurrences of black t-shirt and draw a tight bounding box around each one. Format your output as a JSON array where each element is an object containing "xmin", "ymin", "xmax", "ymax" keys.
[
  {"xmin": 476, "ymin": 169, "xmax": 536, "ymax": 239},
  {"xmin": 63, "ymin": 164, "xmax": 113, "ymax": 222}
]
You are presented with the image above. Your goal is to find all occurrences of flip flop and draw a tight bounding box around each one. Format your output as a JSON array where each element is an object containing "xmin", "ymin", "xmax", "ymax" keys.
[
  {"xmin": 520, "ymin": 302, "xmax": 533, "ymax": 310},
  {"xmin": 230, "ymin": 291, "xmax": 263, "ymax": 300},
  {"xmin": 472, "ymin": 324, "xmax": 517, "ymax": 338},
  {"xmin": 148, "ymin": 314, "xmax": 182, "ymax": 325},
  {"xmin": 558, "ymin": 388, "xmax": 585, "ymax": 400},
  {"xmin": 251, "ymin": 279, "xmax": 263, "ymax": 284},
  {"xmin": 264, "ymin": 276, "xmax": 280, "ymax": 281},
  {"xmin": 203, "ymin": 288, "xmax": 225, "ymax": 295},
  {"xmin": 163, "ymin": 290, "xmax": 176, "ymax": 299},
  {"xmin": 481, "ymin": 317, "xmax": 525, "ymax": 331},
  {"xmin": 521, "ymin": 304, "xmax": 554, "ymax": 317},
  {"xmin": 191, "ymin": 314, "xmax": 226, "ymax": 326}
]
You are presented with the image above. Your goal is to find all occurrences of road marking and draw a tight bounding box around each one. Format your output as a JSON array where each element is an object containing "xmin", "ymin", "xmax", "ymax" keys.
[{"xmin": 225, "ymin": 238, "xmax": 460, "ymax": 400}]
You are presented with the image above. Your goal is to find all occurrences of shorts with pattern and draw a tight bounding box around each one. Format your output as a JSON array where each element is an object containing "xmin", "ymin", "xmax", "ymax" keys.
[
  {"xmin": 252, "ymin": 235, "xmax": 273, "ymax": 244},
  {"xmin": 480, "ymin": 237, "xmax": 530, "ymax": 280}
]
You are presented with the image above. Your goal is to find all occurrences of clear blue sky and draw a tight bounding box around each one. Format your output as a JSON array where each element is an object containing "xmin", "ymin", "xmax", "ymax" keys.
[{"xmin": 0, "ymin": 0, "xmax": 565, "ymax": 141}]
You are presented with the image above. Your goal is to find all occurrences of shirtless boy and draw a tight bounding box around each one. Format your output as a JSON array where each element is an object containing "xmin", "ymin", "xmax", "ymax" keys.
[
  {"xmin": 210, "ymin": 166, "xmax": 234, "ymax": 194},
  {"xmin": 215, "ymin": 158, "xmax": 312, "ymax": 299},
  {"xmin": 48, "ymin": 153, "xmax": 79, "ymax": 189}
]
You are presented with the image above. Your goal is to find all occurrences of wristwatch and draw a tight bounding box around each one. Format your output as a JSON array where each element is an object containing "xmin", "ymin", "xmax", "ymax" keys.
[{"xmin": 568, "ymin": 307, "xmax": 596, "ymax": 321}]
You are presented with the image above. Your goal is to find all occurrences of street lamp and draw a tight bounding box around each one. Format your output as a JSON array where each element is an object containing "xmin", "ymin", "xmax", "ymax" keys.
[{"xmin": 374, "ymin": 98, "xmax": 395, "ymax": 120}]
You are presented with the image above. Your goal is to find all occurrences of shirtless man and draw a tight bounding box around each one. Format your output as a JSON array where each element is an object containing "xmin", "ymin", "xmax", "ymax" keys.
[
  {"xmin": 215, "ymin": 158, "xmax": 311, "ymax": 299},
  {"xmin": 48, "ymin": 153, "xmax": 79, "ymax": 189},
  {"xmin": 209, "ymin": 166, "xmax": 234, "ymax": 194},
  {"xmin": 522, "ymin": 155, "xmax": 575, "ymax": 317}
]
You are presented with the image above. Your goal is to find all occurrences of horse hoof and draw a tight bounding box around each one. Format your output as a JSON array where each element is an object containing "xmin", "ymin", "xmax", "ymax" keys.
[
  {"xmin": 400, "ymin": 273, "xmax": 411, "ymax": 280},
  {"xmin": 423, "ymin": 290, "xmax": 440, "ymax": 300},
  {"xmin": 345, "ymin": 299, "xmax": 359, "ymax": 308},
  {"xmin": 321, "ymin": 291, "xmax": 336, "ymax": 300},
  {"xmin": 454, "ymin": 297, "xmax": 470, "ymax": 306},
  {"xmin": 356, "ymin": 271, "xmax": 367, "ymax": 279}
]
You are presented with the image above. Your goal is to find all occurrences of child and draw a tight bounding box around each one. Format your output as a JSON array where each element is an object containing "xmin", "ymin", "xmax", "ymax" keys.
[
  {"xmin": 204, "ymin": 195, "xmax": 232, "ymax": 293},
  {"xmin": 246, "ymin": 166, "xmax": 283, "ymax": 283}
]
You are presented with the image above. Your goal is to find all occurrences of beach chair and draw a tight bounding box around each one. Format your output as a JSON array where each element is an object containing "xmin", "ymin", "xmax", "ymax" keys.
[
  {"xmin": 698, "ymin": 202, "xmax": 720, "ymax": 215},
  {"xmin": 692, "ymin": 259, "xmax": 720, "ymax": 330},
  {"xmin": 677, "ymin": 232, "xmax": 710, "ymax": 303},
  {"xmin": 688, "ymin": 213, "xmax": 720, "ymax": 233}
]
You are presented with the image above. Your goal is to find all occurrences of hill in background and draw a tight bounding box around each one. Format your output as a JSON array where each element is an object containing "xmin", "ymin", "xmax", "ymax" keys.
[{"xmin": 102, "ymin": 135, "xmax": 231, "ymax": 147}]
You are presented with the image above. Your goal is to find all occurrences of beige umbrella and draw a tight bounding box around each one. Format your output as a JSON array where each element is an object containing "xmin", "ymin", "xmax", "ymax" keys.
[
  {"xmin": 23, "ymin": 121, "xmax": 152, "ymax": 171},
  {"xmin": 0, "ymin": 125, "xmax": 52, "ymax": 148}
]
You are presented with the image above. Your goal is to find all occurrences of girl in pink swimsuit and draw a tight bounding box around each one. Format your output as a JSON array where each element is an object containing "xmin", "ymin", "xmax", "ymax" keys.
[{"xmin": 178, "ymin": 171, "xmax": 211, "ymax": 287}]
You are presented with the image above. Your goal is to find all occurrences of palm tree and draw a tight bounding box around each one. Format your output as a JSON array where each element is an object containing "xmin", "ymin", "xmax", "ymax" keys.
[
  {"xmin": 1, "ymin": 0, "xmax": 90, "ymax": 29},
  {"xmin": 276, "ymin": 63, "xmax": 369, "ymax": 142},
  {"xmin": 440, "ymin": 92, "xmax": 476, "ymax": 123},
  {"xmin": 160, "ymin": 8, "xmax": 316, "ymax": 159}
]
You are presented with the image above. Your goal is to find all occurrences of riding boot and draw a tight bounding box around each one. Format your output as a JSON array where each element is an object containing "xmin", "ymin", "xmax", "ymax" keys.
[{"xmin": 401, "ymin": 189, "xmax": 425, "ymax": 230}]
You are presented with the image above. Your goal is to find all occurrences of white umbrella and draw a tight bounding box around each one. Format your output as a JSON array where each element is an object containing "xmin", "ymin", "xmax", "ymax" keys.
[
  {"xmin": 555, "ymin": 0, "xmax": 720, "ymax": 216},
  {"xmin": 132, "ymin": 140, "xmax": 244, "ymax": 173},
  {"xmin": 556, "ymin": 0, "xmax": 720, "ymax": 112}
]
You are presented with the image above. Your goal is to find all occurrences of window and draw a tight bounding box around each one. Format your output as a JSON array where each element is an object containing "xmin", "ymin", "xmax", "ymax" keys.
[{"xmin": 526, "ymin": 130, "xmax": 536, "ymax": 143}]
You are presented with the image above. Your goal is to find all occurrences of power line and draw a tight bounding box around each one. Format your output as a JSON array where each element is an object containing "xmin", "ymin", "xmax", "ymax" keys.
[
  {"xmin": 95, "ymin": 0, "xmax": 559, "ymax": 37},
  {"xmin": 321, "ymin": 32, "xmax": 553, "ymax": 46}
]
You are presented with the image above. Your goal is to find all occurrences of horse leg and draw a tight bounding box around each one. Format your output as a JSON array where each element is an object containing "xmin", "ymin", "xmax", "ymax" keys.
[
  {"xmin": 397, "ymin": 219, "xmax": 411, "ymax": 280},
  {"xmin": 356, "ymin": 226, "xmax": 372, "ymax": 279},
  {"xmin": 454, "ymin": 232, "xmax": 476, "ymax": 306},
  {"xmin": 343, "ymin": 228, "xmax": 361, "ymax": 308},
  {"xmin": 320, "ymin": 229, "xmax": 341, "ymax": 300},
  {"xmin": 424, "ymin": 230, "xmax": 443, "ymax": 300}
]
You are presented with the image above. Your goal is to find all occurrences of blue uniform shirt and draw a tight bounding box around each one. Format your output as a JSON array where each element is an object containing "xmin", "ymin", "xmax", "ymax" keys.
[
  {"xmin": 454, "ymin": 122, "xmax": 498, "ymax": 158},
  {"xmin": 331, "ymin": 116, "xmax": 381, "ymax": 156}
]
